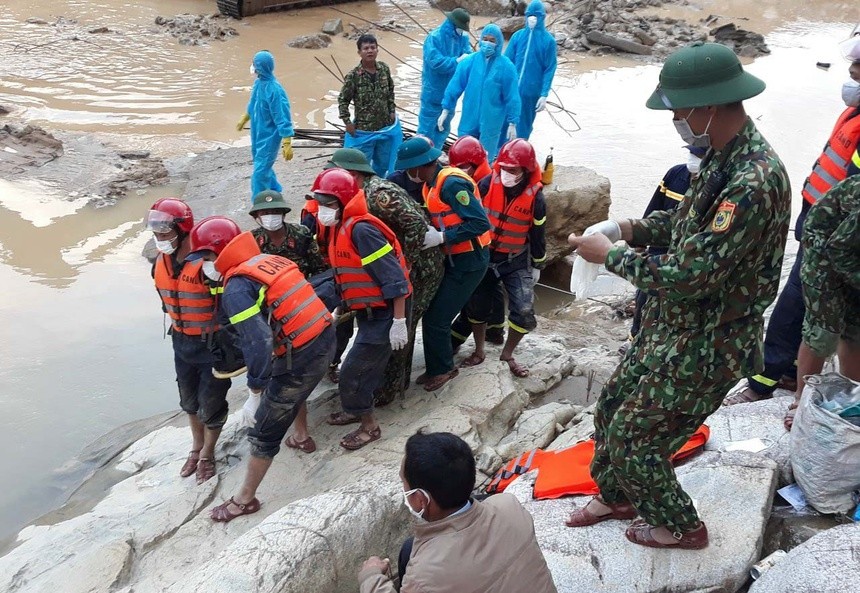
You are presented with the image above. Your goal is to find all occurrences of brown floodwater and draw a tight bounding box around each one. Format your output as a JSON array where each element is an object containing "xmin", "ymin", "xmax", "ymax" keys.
[{"xmin": 0, "ymin": 0, "xmax": 857, "ymax": 541}]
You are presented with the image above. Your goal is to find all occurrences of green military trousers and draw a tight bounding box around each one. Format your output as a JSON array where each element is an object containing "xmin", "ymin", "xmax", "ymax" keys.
[{"xmin": 590, "ymin": 353, "xmax": 736, "ymax": 533}]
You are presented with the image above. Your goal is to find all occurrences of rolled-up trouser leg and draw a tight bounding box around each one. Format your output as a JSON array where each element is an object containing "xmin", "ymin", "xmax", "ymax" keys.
[
  {"xmin": 333, "ymin": 316, "xmax": 355, "ymax": 365},
  {"xmin": 502, "ymin": 265, "xmax": 536, "ymax": 334},
  {"xmin": 339, "ymin": 340, "xmax": 392, "ymax": 416}
]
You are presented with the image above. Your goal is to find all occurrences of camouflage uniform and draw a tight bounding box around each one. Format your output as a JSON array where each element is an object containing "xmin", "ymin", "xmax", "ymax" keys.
[
  {"xmin": 364, "ymin": 175, "xmax": 445, "ymax": 404},
  {"xmin": 251, "ymin": 224, "xmax": 327, "ymax": 279},
  {"xmin": 593, "ymin": 118, "xmax": 791, "ymax": 533},
  {"xmin": 799, "ymin": 175, "xmax": 860, "ymax": 357},
  {"xmin": 338, "ymin": 62, "xmax": 396, "ymax": 132}
]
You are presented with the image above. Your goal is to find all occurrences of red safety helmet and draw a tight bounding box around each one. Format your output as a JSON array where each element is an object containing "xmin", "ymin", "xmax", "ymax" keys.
[
  {"xmin": 311, "ymin": 168, "xmax": 359, "ymax": 207},
  {"xmin": 496, "ymin": 139, "xmax": 537, "ymax": 171},
  {"xmin": 146, "ymin": 198, "xmax": 194, "ymax": 234},
  {"xmin": 448, "ymin": 135, "xmax": 486, "ymax": 168},
  {"xmin": 189, "ymin": 216, "xmax": 241, "ymax": 255}
]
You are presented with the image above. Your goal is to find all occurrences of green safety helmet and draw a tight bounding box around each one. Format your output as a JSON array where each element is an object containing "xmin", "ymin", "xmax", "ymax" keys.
[
  {"xmin": 249, "ymin": 189, "xmax": 291, "ymax": 214},
  {"xmin": 646, "ymin": 42, "xmax": 766, "ymax": 110},
  {"xmin": 325, "ymin": 148, "xmax": 377, "ymax": 175}
]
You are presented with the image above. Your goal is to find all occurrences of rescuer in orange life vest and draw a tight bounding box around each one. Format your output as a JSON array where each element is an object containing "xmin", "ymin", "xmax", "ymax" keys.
[
  {"xmin": 189, "ymin": 217, "xmax": 336, "ymax": 522},
  {"xmin": 311, "ymin": 168, "xmax": 412, "ymax": 450},
  {"xmin": 146, "ymin": 200, "xmax": 241, "ymax": 486},
  {"xmin": 460, "ymin": 138, "xmax": 547, "ymax": 377}
]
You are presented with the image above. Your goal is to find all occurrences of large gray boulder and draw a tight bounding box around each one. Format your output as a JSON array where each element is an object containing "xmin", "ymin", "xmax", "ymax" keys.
[
  {"xmin": 507, "ymin": 451, "xmax": 778, "ymax": 593},
  {"xmin": 429, "ymin": 0, "xmax": 510, "ymax": 17}
]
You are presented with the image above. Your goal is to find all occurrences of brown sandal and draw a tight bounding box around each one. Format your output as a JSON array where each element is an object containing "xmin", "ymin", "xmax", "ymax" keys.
[
  {"xmin": 180, "ymin": 450, "xmax": 201, "ymax": 478},
  {"xmin": 565, "ymin": 497, "xmax": 637, "ymax": 527},
  {"xmin": 423, "ymin": 369, "xmax": 459, "ymax": 392},
  {"xmin": 625, "ymin": 521, "xmax": 709, "ymax": 549},
  {"xmin": 327, "ymin": 411, "xmax": 361, "ymax": 426},
  {"xmin": 415, "ymin": 372, "xmax": 429, "ymax": 385},
  {"xmin": 459, "ymin": 352, "xmax": 486, "ymax": 368},
  {"xmin": 784, "ymin": 400, "xmax": 799, "ymax": 431},
  {"xmin": 210, "ymin": 496, "xmax": 261, "ymax": 523},
  {"xmin": 340, "ymin": 425, "xmax": 382, "ymax": 451},
  {"xmin": 196, "ymin": 457, "xmax": 216, "ymax": 485},
  {"xmin": 285, "ymin": 434, "xmax": 316, "ymax": 454},
  {"xmin": 501, "ymin": 357, "xmax": 529, "ymax": 378}
]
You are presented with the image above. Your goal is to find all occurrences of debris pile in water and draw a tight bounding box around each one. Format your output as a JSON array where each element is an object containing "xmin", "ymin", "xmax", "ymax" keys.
[{"xmin": 154, "ymin": 14, "xmax": 238, "ymax": 46}]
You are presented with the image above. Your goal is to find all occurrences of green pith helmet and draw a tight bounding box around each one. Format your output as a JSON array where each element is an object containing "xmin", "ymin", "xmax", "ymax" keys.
[
  {"xmin": 394, "ymin": 137, "xmax": 442, "ymax": 170},
  {"xmin": 325, "ymin": 148, "xmax": 376, "ymax": 175},
  {"xmin": 646, "ymin": 42, "xmax": 766, "ymax": 110},
  {"xmin": 446, "ymin": 8, "xmax": 470, "ymax": 31},
  {"xmin": 249, "ymin": 189, "xmax": 291, "ymax": 214}
]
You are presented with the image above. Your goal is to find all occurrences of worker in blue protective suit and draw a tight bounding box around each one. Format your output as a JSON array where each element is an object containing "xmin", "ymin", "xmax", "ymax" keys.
[
  {"xmin": 236, "ymin": 50, "xmax": 295, "ymax": 201},
  {"xmin": 440, "ymin": 23, "xmax": 521, "ymax": 163},
  {"xmin": 505, "ymin": 0, "xmax": 558, "ymax": 140},
  {"xmin": 417, "ymin": 8, "xmax": 473, "ymax": 148}
]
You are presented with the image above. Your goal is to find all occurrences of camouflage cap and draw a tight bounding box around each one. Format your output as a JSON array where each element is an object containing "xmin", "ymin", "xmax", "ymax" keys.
[
  {"xmin": 325, "ymin": 148, "xmax": 376, "ymax": 175},
  {"xmin": 249, "ymin": 189, "xmax": 291, "ymax": 214}
]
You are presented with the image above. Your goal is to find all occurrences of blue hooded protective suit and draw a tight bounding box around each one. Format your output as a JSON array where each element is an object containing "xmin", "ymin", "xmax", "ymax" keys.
[
  {"xmin": 505, "ymin": 0, "xmax": 557, "ymax": 140},
  {"xmin": 248, "ymin": 51, "xmax": 294, "ymax": 199},
  {"xmin": 442, "ymin": 24, "xmax": 520, "ymax": 163},
  {"xmin": 418, "ymin": 18, "xmax": 472, "ymax": 147}
]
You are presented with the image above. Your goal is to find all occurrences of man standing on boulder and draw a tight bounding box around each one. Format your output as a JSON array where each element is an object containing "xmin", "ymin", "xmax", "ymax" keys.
[{"xmin": 566, "ymin": 42, "xmax": 790, "ymax": 549}]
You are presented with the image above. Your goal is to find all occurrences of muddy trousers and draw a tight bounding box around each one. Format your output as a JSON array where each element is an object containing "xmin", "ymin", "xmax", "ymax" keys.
[
  {"xmin": 339, "ymin": 318, "xmax": 393, "ymax": 416},
  {"xmin": 591, "ymin": 355, "xmax": 735, "ymax": 533},
  {"xmin": 450, "ymin": 282, "xmax": 506, "ymax": 349}
]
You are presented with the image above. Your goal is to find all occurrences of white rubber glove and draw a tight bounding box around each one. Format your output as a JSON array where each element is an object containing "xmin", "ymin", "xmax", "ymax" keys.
[
  {"xmin": 583, "ymin": 220, "xmax": 622, "ymax": 242},
  {"xmin": 506, "ymin": 123, "xmax": 517, "ymax": 141},
  {"xmin": 240, "ymin": 388, "xmax": 261, "ymax": 428},
  {"xmin": 531, "ymin": 267, "xmax": 540, "ymax": 285},
  {"xmin": 536, "ymin": 97, "xmax": 547, "ymax": 112},
  {"xmin": 437, "ymin": 110, "xmax": 450, "ymax": 132},
  {"xmin": 389, "ymin": 317, "xmax": 409, "ymax": 350},
  {"xmin": 330, "ymin": 306, "xmax": 340, "ymax": 324},
  {"xmin": 456, "ymin": 53, "xmax": 468, "ymax": 63},
  {"xmin": 422, "ymin": 227, "xmax": 445, "ymax": 249}
]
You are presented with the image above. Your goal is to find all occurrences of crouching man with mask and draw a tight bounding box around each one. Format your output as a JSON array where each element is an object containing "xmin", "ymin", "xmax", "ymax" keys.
[{"xmin": 359, "ymin": 431, "xmax": 557, "ymax": 593}]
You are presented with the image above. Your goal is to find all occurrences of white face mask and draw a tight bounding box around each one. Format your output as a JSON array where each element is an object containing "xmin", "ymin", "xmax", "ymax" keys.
[
  {"xmin": 202, "ymin": 261, "xmax": 221, "ymax": 282},
  {"xmin": 407, "ymin": 171, "xmax": 423, "ymax": 183},
  {"xmin": 673, "ymin": 108, "xmax": 714, "ymax": 149},
  {"xmin": 500, "ymin": 169, "xmax": 523, "ymax": 187},
  {"xmin": 686, "ymin": 153, "xmax": 702, "ymax": 174},
  {"xmin": 842, "ymin": 79, "xmax": 860, "ymax": 107},
  {"xmin": 155, "ymin": 237, "xmax": 177, "ymax": 255},
  {"xmin": 258, "ymin": 214, "xmax": 284, "ymax": 231},
  {"xmin": 458, "ymin": 28, "xmax": 466, "ymax": 36},
  {"xmin": 317, "ymin": 205, "xmax": 340, "ymax": 227},
  {"xmin": 249, "ymin": 64, "xmax": 256, "ymax": 75},
  {"xmin": 403, "ymin": 488, "xmax": 429, "ymax": 522},
  {"xmin": 527, "ymin": 15, "xmax": 538, "ymax": 29}
]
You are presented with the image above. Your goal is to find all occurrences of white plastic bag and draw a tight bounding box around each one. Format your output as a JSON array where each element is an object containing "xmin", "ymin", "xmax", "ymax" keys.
[
  {"xmin": 789, "ymin": 372, "xmax": 860, "ymax": 514},
  {"xmin": 569, "ymin": 255, "xmax": 600, "ymax": 301}
]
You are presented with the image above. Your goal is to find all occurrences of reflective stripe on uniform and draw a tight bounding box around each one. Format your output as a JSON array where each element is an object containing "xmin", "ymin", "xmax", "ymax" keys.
[
  {"xmin": 209, "ymin": 286, "xmax": 224, "ymax": 295},
  {"xmin": 360, "ymin": 243, "xmax": 393, "ymax": 266},
  {"xmin": 533, "ymin": 216, "xmax": 546, "ymax": 226},
  {"xmin": 508, "ymin": 320, "xmax": 530, "ymax": 334},
  {"xmin": 750, "ymin": 374, "xmax": 778, "ymax": 387},
  {"xmin": 802, "ymin": 181, "xmax": 823, "ymax": 201},
  {"xmin": 853, "ymin": 150, "xmax": 860, "ymax": 168},
  {"xmin": 228, "ymin": 285, "xmax": 267, "ymax": 325},
  {"xmin": 811, "ymin": 163, "xmax": 841, "ymax": 187},
  {"xmin": 823, "ymin": 145, "xmax": 848, "ymax": 169},
  {"xmin": 532, "ymin": 254, "xmax": 547, "ymax": 263},
  {"xmin": 658, "ymin": 180, "xmax": 685, "ymax": 202}
]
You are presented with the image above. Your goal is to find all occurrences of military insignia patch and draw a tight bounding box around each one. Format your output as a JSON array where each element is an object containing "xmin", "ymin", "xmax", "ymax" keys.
[
  {"xmin": 712, "ymin": 201, "xmax": 736, "ymax": 232},
  {"xmin": 455, "ymin": 190, "xmax": 470, "ymax": 205}
]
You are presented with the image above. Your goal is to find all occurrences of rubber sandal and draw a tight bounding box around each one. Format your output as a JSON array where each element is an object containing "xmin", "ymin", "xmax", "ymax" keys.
[
  {"xmin": 327, "ymin": 364, "xmax": 340, "ymax": 384},
  {"xmin": 326, "ymin": 411, "xmax": 361, "ymax": 426},
  {"xmin": 210, "ymin": 496, "xmax": 261, "ymax": 523},
  {"xmin": 285, "ymin": 434, "xmax": 316, "ymax": 454},
  {"xmin": 340, "ymin": 426, "xmax": 382, "ymax": 451},
  {"xmin": 459, "ymin": 352, "xmax": 486, "ymax": 368},
  {"xmin": 180, "ymin": 450, "xmax": 201, "ymax": 478},
  {"xmin": 565, "ymin": 497, "xmax": 637, "ymax": 527},
  {"xmin": 415, "ymin": 373, "xmax": 429, "ymax": 385},
  {"xmin": 196, "ymin": 457, "xmax": 216, "ymax": 485},
  {"xmin": 784, "ymin": 401, "xmax": 799, "ymax": 431},
  {"xmin": 501, "ymin": 357, "xmax": 529, "ymax": 378},
  {"xmin": 625, "ymin": 521, "xmax": 709, "ymax": 549},
  {"xmin": 722, "ymin": 386, "xmax": 771, "ymax": 407},
  {"xmin": 423, "ymin": 369, "xmax": 459, "ymax": 392}
]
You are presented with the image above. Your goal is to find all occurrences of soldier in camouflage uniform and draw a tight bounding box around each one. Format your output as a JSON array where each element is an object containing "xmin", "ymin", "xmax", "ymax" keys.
[
  {"xmin": 786, "ymin": 173, "xmax": 860, "ymax": 429},
  {"xmin": 567, "ymin": 42, "xmax": 791, "ymax": 549},
  {"xmin": 326, "ymin": 148, "xmax": 445, "ymax": 405}
]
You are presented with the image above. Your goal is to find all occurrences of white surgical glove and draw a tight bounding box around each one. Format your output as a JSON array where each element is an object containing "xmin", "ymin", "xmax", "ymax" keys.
[
  {"xmin": 536, "ymin": 97, "xmax": 547, "ymax": 112},
  {"xmin": 422, "ymin": 227, "xmax": 445, "ymax": 249},
  {"xmin": 240, "ymin": 388, "xmax": 261, "ymax": 428},
  {"xmin": 456, "ymin": 53, "xmax": 468, "ymax": 63},
  {"xmin": 437, "ymin": 109, "xmax": 450, "ymax": 132},
  {"xmin": 531, "ymin": 267, "xmax": 540, "ymax": 284},
  {"xmin": 506, "ymin": 123, "xmax": 517, "ymax": 141},
  {"xmin": 330, "ymin": 307, "xmax": 340, "ymax": 324},
  {"xmin": 389, "ymin": 317, "xmax": 409, "ymax": 350},
  {"xmin": 583, "ymin": 220, "xmax": 622, "ymax": 242}
]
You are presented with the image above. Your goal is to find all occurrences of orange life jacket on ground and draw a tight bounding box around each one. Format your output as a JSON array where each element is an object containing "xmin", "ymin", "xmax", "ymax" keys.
[
  {"xmin": 301, "ymin": 200, "xmax": 333, "ymax": 266},
  {"xmin": 483, "ymin": 165, "xmax": 543, "ymax": 256},
  {"xmin": 330, "ymin": 191, "xmax": 411, "ymax": 311},
  {"xmin": 486, "ymin": 424, "xmax": 711, "ymax": 498},
  {"xmin": 154, "ymin": 255, "xmax": 219, "ymax": 336},
  {"xmin": 802, "ymin": 107, "xmax": 860, "ymax": 205},
  {"xmin": 220, "ymin": 232, "xmax": 332, "ymax": 357},
  {"xmin": 423, "ymin": 167, "xmax": 491, "ymax": 256}
]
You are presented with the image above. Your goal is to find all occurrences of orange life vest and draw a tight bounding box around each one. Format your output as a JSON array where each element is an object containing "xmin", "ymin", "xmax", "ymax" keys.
[
  {"xmin": 154, "ymin": 255, "xmax": 219, "ymax": 336},
  {"xmin": 473, "ymin": 160, "xmax": 493, "ymax": 186},
  {"xmin": 330, "ymin": 191, "xmax": 412, "ymax": 311},
  {"xmin": 423, "ymin": 167, "xmax": 491, "ymax": 256},
  {"xmin": 483, "ymin": 165, "xmax": 543, "ymax": 255},
  {"xmin": 220, "ymin": 232, "xmax": 332, "ymax": 357},
  {"xmin": 802, "ymin": 107, "xmax": 860, "ymax": 204},
  {"xmin": 301, "ymin": 200, "xmax": 333, "ymax": 266},
  {"xmin": 486, "ymin": 424, "xmax": 711, "ymax": 498}
]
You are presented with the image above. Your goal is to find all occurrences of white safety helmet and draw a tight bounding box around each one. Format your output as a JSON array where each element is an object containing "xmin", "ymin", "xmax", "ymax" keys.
[{"xmin": 839, "ymin": 24, "xmax": 860, "ymax": 63}]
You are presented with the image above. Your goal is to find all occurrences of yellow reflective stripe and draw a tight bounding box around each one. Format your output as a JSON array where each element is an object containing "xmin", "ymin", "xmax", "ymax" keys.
[
  {"xmin": 532, "ymin": 254, "xmax": 547, "ymax": 263},
  {"xmin": 659, "ymin": 181, "xmax": 685, "ymax": 202},
  {"xmin": 487, "ymin": 322, "xmax": 505, "ymax": 329},
  {"xmin": 210, "ymin": 286, "xmax": 224, "ymax": 295},
  {"xmin": 751, "ymin": 374, "xmax": 777, "ymax": 387},
  {"xmin": 508, "ymin": 320, "xmax": 529, "ymax": 334},
  {"xmin": 451, "ymin": 329, "xmax": 468, "ymax": 341},
  {"xmin": 228, "ymin": 286, "xmax": 267, "ymax": 325},
  {"xmin": 532, "ymin": 216, "xmax": 546, "ymax": 226},
  {"xmin": 852, "ymin": 150, "xmax": 860, "ymax": 168},
  {"xmin": 360, "ymin": 243, "xmax": 393, "ymax": 266}
]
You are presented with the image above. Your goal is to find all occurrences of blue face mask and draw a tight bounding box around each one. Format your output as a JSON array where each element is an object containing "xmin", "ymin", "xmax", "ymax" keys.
[{"xmin": 480, "ymin": 40, "xmax": 497, "ymax": 58}]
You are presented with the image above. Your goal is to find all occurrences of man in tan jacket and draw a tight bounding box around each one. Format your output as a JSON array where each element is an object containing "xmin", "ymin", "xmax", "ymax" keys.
[{"xmin": 358, "ymin": 431, "xmax": 557, "ymax": 593}]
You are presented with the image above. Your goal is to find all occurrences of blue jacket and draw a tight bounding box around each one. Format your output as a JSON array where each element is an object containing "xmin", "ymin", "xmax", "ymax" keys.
[
  {"xmin": 505, "ymin": 0, "xmax": 557, "ymax": 99},
  {"xmin": 421, "ymin": 19, "xmax": 472, "ymax": 108},
  {"xmin": 248, "ymin": 51, "xmax": 294, "ymax": 163}
]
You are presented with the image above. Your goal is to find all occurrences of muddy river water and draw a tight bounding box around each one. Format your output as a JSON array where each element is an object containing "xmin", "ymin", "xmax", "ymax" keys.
[{"xmin": 0, "ymin": 0, "xmax": 856, "ymax": 541}]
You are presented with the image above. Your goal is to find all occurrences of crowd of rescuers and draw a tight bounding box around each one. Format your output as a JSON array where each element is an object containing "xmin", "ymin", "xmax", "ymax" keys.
[{"xmin": 141, "ymin": 3, "xmax": 860, "ymax": 588}]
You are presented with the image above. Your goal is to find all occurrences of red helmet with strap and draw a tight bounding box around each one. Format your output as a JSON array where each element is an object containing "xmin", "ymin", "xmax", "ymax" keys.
[
  {"xmin": 311, "ymin": 168, "xmax": 359, "ymax": 207},
  {"xmin": 189, "ymin": 216, "xmax": 241, "ymax": 255},
  {"xmin": 448, "ymin": 135, "xmax": 486, "ymax": 168},
  {"xmin": 496, "ymin": 139, "xmax": 537, "ymax": 171},
  {"xmin": 146, "ymin": 198, "xmax": 193, "ymax": 234}
]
